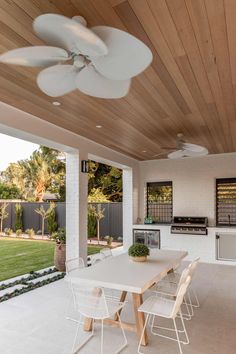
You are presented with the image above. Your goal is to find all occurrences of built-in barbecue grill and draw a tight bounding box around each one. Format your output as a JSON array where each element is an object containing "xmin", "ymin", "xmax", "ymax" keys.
[{"xmin": 171, "ymin": 216, "xmax": 208, "ymax": 235}]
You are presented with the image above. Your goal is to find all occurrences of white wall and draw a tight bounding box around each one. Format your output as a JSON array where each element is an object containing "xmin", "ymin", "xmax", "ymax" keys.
[
  {"xmin": 138, "ymin": 154, "xmax": 236, "ymax": 264},
  {"xmin": 139, "ymin": 153, "xmax": 236, "ymax": 226}
]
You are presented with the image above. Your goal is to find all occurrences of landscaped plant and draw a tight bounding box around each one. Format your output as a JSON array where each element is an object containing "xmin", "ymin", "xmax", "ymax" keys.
[
  {"xmin": 51, "ymin": 227, "xmax": 66, "ymax": 244},
  {"xmin": 4, "ymin": 228, "xmax": 13, "ymax": 236},
  {"xmin": 88, "ymin": 205, "xmax": 105, "ymax": 244},
  {"xmin": 128, "ymin": 243, "xmax": 150, "ymax": 259},
  {"xmin": 25, "ymin": 228, "xmax": 35, "ymax": 238},
  {"xmin": 88, "ymin": 207, "xmax": 97, "ymax": 238},
  {"xmin": 47, "ymin": 203, "xmax": 58, "ymax": 235},
  {"xmin": 0, "ymin": 203, "xmax": 9, "ymax": 234},
  {"xmin": 35, "ymin": 202, "xmax": 56, "ymax": 237},
  {"xmin": 104, "ymin": 235, "xmax": 113, "ymax": 246},
  {"xmin": 14, "ymin": 203, "xmax": 23, "ymax": 231},
  {"xmin": 16, "ymin": 229, "xmax": 22, "ymax": 237}
]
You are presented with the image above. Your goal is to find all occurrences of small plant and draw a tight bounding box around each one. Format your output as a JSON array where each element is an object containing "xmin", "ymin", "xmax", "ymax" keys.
[
  {"xmin": 14, "ymin": 203, "xmax": 23, "ymax": 231},
  {"xmin": 16, "ymin": 229, "xmax": 22, "ymax": 237},
  {"xmin": 104, "ymin": 235, "xmax": 113, "ymax": 246},
  {"xmin": 35, "ymin": 203, "xmax": 56, "ymax": 237},
  {"xmin": 51, "ymin": 227, "xmax": 66, "ymax": 244},
  {"xmin": 4, "ymin": 228, "xmax": 13, "ymax": 236},
  {"xmin": 128, "ymin": 243, "xmax": 150, "ymax": 258},
  {"xmin": 0, "ymin": 203, "xmax": 9, "ymax": 234},
  {"xmin": 47, "ymin": 203, "xmax": 58, "ymax": 235},
  {"xmin": 25, "ymin": 228, "xmax": 35, "ymax": 238}
]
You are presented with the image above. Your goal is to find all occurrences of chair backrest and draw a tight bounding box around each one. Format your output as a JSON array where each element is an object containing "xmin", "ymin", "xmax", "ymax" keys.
[
  {"xmin": 172, "ymin": 276, "xmax": 191, "ymax": 317},
  {"xmin": 100, "ymin": 248, "xmax": 112, "ymax": 258},
  {"xmin": 187, "ymin": 257, "xmax": 200, "ymax": 281},
  {"xmin": 66, "ymin": 257, "xmax": 85, "ymax": 275},
  {"xmin": 91, "ymin": 253, "xmax": 105, "ymax": 266},
  {"xmin": 176, "ymin": 266, "xmax": 191, "ymax": 293},
  {"xmin": 71, "ymin": 282, "xmax": 109, "ymax": 319}
]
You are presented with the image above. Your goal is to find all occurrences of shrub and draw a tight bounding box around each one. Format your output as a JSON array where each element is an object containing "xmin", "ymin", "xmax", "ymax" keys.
[
  {"xmin": 4, "ymin": 228, "xmax": 13, "ymax": 236},
  {"xmin": 47, "ymin": 205, "xmax": 58, "ymax": 235},
  {"xmin": 25, "ymin": 228, "xmax": 35, "ymax": 238},
  {"xmin": 128, "ymin": 243, "xmax": 150, "ymax": 258},
  {"xmin": 14, "ymin": 203, "xmax": 23, "ymax": 231},
  {"xmin": 104, "ymin": 235, "xmax": 113, "ymax": 246},
  {"xmin": 51, "ymin": 227, "xmax": 66, "ymax": 244},
  {"xmin": 16, "ymin": 229, "xmax": 22, "ymax": 237}
]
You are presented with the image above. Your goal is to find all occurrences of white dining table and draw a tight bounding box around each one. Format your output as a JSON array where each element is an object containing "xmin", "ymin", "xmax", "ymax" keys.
[{"xmin": 65, "ymin": 249, "xmax": 188, "ymax": 346}]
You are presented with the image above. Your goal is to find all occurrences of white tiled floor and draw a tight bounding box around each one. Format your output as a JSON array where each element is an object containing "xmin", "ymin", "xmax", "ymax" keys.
[{"xmin": 0, "ymin": 262, "xmax": 236, "ymax": 354}]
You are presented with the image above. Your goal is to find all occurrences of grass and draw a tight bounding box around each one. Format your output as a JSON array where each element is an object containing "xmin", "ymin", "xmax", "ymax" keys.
[{"xmin": 0, "ymin": 237, "xmax": 103, "ymax": 282}]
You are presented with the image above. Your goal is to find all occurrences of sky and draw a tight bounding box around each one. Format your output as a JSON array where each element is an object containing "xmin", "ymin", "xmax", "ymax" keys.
[{"xmin": 0, "ymin": 133, "xmax": 39, "ymax": 172}]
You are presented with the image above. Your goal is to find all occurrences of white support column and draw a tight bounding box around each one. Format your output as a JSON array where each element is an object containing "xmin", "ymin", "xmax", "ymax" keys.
[
  {"xmin": 66, "ymin": 150, "xmax": 88, "ymax": 263},
  {"xmin": 122, "ymin": 167, "xmax": 133, "ymax": 250}
]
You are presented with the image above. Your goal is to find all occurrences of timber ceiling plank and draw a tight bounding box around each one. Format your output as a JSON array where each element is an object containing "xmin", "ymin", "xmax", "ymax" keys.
[{"xmin": 0, "ymin": 0, "xmax": 235, "ymax": 159}]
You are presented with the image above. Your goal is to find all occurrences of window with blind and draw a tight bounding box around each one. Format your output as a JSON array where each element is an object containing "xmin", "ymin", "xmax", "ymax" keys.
[
  {"xmin": 146, "ymin": 181, "xmax": 173, "ymax": 224},
  {"xmin": 216, "ymin": 178, "xmax": 236, "ymax": 226}
]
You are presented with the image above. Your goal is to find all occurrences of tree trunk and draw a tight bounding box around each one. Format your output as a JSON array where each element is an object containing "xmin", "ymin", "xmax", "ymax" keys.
[
  {"xmin": 97, "ymin": 220, "xmax": 100, "ymax": 244},
  {"xmin": 0, "ymin": 218, "xmax": 2, "ymax": 233},
  {"xmin": 42, "ymin": 217, "xmax": 45, "ymax": 238}
]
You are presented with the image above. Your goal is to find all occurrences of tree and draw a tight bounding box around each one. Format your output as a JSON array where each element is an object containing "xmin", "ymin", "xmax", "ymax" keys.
[
  {"xmin": 88, "ymin": 188, "xmax": 110, "ymax": 203},
  {"xmin": 0, "ymin": 182, "xmax": 22, "ymax": 199},
  {"xmin": 14, "ymin": 203, "xmax": 23, "ymax": 231},
  {"xmin": 88, "ymin": 204, "xmax": 105, "ymax": 244},
  {"xmin": 0, "ymin": 203, "xmax": 9, "ymax": 234},
  {"xmin": 47, "ymin": 204, "xmax": 58, "ymax": 235},
  {"xmin": 2, "ymin": 146, "xmax": 66, "ymax": 202},
  {"xmin": 35, "ymin": 203, "xmax": 56, "ymax": 237}
]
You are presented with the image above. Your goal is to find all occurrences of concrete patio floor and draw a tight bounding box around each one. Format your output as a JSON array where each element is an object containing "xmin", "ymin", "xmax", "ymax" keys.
[{"xmin": 0, "ymin": 262, "xmax": 236, "ymax": 354}]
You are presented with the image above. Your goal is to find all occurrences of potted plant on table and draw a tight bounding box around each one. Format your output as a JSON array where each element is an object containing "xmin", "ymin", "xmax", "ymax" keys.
[
  {"xmin": 128, "ymin": 243, "xmax": 150, "ymax": 262},
  {"xmin": 52, "ymin": 227, "xmax": 66, "ymax": 271}
]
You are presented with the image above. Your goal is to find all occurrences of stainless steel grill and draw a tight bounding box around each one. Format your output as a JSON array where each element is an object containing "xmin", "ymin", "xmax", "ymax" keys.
[{"xmin": 171, "ymin": 216, "xmax": 208, "ymax": 235}]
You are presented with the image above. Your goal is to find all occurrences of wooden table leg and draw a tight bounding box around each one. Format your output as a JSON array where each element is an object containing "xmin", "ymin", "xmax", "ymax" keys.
[
  {"xmin": 132, "ymin": 293, "xmax": 148, "ymax": 346},
  {"xmin": 114, "ymin": 291, "xmax": 127, "ymax": 321},
  {"xmin": 84, "ymin": 287, "xmax": 101, "ymax": 332}
]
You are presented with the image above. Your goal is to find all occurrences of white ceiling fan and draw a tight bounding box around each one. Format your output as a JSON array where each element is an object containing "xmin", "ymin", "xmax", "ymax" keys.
[
  {"xmin": 0, "ymin": 14, "xmax": 153, "ymax": 99},
  {"xmin": 153, "ymin": 133, "xmax": 209, "ymax": 159}
]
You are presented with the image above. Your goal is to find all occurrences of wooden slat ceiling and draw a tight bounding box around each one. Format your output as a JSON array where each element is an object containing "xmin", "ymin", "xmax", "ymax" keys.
[{"xmin": 1, "ymin": 0, "xmax": 236, "ymax": 160}]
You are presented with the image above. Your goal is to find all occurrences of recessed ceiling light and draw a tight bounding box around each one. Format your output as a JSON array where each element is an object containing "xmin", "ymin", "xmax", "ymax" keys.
[
  {"xmin": 96, "ymin": 125, "xmax": 102, "ymax": 128},
  {"xmin": 142, "ymin": 150, "xmax": 147, "ymax": 153},
  {"xmin": 52, "ymin": 101, "xmax": 61, "ymax": 106}
]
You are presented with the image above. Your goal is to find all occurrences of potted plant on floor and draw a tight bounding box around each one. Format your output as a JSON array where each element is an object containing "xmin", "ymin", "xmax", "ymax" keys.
[
  {"xmin": 52, "ymin": 227, "xmax": 66, "ymax": 271},
  {"xmin": 128, "ymin": 243, "xmax": 150, "ymax": 262}
]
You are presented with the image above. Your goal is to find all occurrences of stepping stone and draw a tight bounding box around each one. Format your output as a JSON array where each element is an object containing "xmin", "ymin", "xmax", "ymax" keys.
[
  {"xmin": 0, "ymin": 284, "xmax": 27, "ymax": 297},
  {"xmin": 27, "ymin": 272, "xmax": 62, "ymax": 285}
]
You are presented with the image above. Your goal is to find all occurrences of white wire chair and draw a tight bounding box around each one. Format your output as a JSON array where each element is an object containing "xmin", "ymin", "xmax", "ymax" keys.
[
  {"xmin": 100, "ymin": 248, "xmax": 113, "ymax": 259},
  {"xmin": 149, "ymin": 265, "xmax": 193, "ymax": 320},
  {"xmin": 70, "ymin": 281, "xmax": 128, "ymax": 354},
  {"xmin": 66, "ymin": 257, "xmax": 85, "ymax": 321},
  {"xmin": 162, "ymin": 257, "xmax": 200, "ymax": 310},
  {"xmin": 91, "ymin": 253, "xmax": 106, "ymax": 266},
  {"xmin": 138, "ymin": 276, "xmax": 191, "ymax": 354}
]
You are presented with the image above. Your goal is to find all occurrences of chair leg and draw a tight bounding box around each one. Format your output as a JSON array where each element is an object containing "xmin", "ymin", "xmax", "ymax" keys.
[
  {"xmin": 137, "ymin": 314, "xmax": 149, "ymax": 354},
  {"xmin": 187, "ymin": 291, "xmax": 194, "ymax": 316},
  {"xmin": 191, "ymin": 288, "xmax": 200, "ymax": 308},
  {"xmin": 173, "ymin": 318, "xmax": 183, "ymax": 354},
  {"xmin": 101, "ymin": 319, "xmax": 104, "ymax": 354},
  {"xmin": 114, "ymin": 312, "xmax": 128, "ymax": 354},
  {"xmin": 71, "ymin": 316, "xmax": 94, "ymax": 354},
  {"xmin": 179, "ymin": 311, "xmax": 189, "ymax": 345}
]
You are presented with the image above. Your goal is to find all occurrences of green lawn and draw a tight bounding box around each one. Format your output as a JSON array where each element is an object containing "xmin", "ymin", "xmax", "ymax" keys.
[{"xmin": 0, "ymin": 237, "xmax": 102, "ymax": 281}]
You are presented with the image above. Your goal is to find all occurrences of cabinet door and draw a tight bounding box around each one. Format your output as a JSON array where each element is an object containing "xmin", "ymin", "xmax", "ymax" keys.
[{"xmin": 147, "ymin": 231, "xmax": 160, "ymax": 248}]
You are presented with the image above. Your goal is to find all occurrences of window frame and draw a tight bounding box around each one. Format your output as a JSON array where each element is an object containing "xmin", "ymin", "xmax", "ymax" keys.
[
  {"xmin": 216, "ymin": 177, "xmax": 236, "ymax": 227},
  {"xmin": 146, "ymin": 181, "xmax": 173, "ymax": 224}
]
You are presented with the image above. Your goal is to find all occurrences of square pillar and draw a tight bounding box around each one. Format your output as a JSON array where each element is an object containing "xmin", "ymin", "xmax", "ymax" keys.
[
  {"xmin": 122, "ymin": 167, "xmax": 133, "ymax": 250},
  {"xmin": 66, "ymin": 150, "xmax": 88, "ymax": 263}
]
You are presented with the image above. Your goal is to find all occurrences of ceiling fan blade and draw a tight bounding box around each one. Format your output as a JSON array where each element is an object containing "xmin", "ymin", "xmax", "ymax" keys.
[
  {"xmin": 183, "ymin": 147, "xmax": 208, "ymax": 157},
  {"xmin": 37, "ymin": 65, "xmax": 78, "ymax": 97},
  {"xmin": 183, "ymin": 143, "xmax": 208, "ymax": 153},
  {"xmin": 168, "ymin": 150, "xmax": 185, "ymax": 159},
  {"xmin": 75, "ymin": 65, "xmax": 131, "ymax": 99},
  {"xmin": 0, "ymin": 46, "xmax": 69, "ymax": 67},
  {"xmin": 91, "ymin": 26, "xmax": 153, "ymax": 80},
  {"xmin": 33, "ymin": 14, "xmax": 108, "ymax": 57}
]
